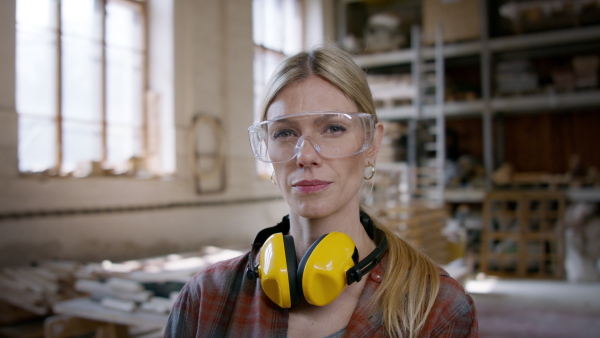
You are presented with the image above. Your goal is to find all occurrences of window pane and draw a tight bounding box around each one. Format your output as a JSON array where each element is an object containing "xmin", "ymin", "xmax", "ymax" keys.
[
  {"xmin": 253, "ymin": 47, "xmax": 284, "ymax": 114},
  {"xmin": 107, "ymin": 125, "xmax": 141, "ymax": 164},
  {"xmin": 17, "ymin": 0, "xmax": 57, "ymax": 29},
  {"xmin": 253, "ymin": 0, "xmax": 301, "ymax": 54},
  {"xmin": 107, "ymin": 47, "xmax": 142, "ymax": 127},
  {"xmin": 18, "ymin": 116, "xmax": 56, "ymax": 172},
  {"xmin": 62, "ymin": 0, "xmax": 101, "ymax": 40},
  {"xmin": 62, "ymin": 121, "xmax": 102, "ymax": 174},
  {"xmin": 16, "ymin": 27, "xmax": 57, "ymax": 117},
  {"xmin": 62, "ymin": 36, "xmax": 102, "ymax": 122},
  {"xmin": 106, "ymin": 1, "xmax": 142, "ymax": 50}
]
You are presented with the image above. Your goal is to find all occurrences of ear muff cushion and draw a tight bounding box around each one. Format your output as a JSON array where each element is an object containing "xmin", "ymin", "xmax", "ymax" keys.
[
  {"xmin": 297, "ymin": 232, "xmax": 357, "ymax": 306},
  {"xmin": 259, "ymin": 233, "xmax": 297, "ymax": 308}
]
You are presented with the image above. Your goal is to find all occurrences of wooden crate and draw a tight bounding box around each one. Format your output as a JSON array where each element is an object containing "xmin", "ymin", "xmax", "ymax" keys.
[{"xmin": 480, "ymin": 191, "xmax": 566, "ymax": 279}]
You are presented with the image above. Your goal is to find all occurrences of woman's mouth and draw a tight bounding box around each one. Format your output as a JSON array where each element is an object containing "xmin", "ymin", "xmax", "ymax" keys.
[{"xmin": 292, "ymin": 180, "xmax": 331, "ymax": 193}]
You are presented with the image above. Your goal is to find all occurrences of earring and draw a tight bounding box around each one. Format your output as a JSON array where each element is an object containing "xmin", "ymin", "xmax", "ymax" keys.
[
  {"xmin": 271, "ymin": 171, "xmax": 277, "ymax": 185},
  {"xmin": 364, "ymin": 162, "xmax": 375, "ymax": 180}
]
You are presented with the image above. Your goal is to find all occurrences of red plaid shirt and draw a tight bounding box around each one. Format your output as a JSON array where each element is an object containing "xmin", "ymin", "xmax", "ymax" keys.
[{"xmin": 165, "ymin": 253, "xmax": 478, "ymax": 337}]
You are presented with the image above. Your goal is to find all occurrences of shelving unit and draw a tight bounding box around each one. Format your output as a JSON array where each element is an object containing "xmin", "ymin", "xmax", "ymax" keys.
[{"xmin": 341, "ymin": 0, "xmax": 600, "ymax": 203}]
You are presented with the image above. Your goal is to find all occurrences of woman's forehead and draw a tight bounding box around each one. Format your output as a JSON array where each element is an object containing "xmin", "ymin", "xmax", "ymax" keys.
[{"xmin": 266, "ymin": 77, "xmax": 357, "ymax": 120}]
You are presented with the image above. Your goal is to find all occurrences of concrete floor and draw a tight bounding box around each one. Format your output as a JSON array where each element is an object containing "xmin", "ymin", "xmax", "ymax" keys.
[{"xmin": 466, "ymin": 277, "xmax": 600, "ymax": 337}]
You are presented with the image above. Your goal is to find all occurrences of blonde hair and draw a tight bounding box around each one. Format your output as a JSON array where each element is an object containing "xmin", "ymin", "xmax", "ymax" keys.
[
  {"xmin": 259, "ymin": 46, "xmax": 441, "ymax": 337},
  {"xmin": 259, "ymin": 46, "xmax": 376, "ymax": 121}
]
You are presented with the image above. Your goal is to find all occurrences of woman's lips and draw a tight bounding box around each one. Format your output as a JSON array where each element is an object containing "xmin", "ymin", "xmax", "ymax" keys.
[{"xmin": 292, "ymin": 180, "xmax": 331, "ymax": 193}]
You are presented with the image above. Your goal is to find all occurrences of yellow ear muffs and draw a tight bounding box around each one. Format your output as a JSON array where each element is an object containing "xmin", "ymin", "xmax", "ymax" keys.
[
  {"xmin": 258, "ymin": 233, "xmax": 299, "ymax": 308},
  {"xmin": 248, "ymin": 212, "xmax": 388, "ymax": 309},
  {"xmin": 297, "ymin": 232, "xmax": 359, "ymax": 306}
]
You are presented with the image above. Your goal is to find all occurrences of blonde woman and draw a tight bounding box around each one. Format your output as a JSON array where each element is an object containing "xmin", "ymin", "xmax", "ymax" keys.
[{"xmin": 166, "ymin": 46, "xmax": 478, "ymax": 337}]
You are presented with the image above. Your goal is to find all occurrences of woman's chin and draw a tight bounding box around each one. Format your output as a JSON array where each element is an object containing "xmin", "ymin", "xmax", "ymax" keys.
[{"xmin": 289, "ymin": 200, "xmax": 332, "ymax": 220}]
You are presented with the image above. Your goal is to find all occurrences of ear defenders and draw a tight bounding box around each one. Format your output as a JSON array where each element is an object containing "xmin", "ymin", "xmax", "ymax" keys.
[{"xmin": 246, "ymin": 212, "xmax": 388, "ymax": 308}]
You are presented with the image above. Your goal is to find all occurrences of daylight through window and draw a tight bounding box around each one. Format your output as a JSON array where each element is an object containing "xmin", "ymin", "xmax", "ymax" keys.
[{"xmin": 16, "ymin": 0, "xmax": 147, "ymax": 177}]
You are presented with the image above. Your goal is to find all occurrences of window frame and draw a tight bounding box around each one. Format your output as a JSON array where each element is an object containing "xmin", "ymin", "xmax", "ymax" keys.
[{"xmin": 16, "ymin": 0, "xmax": 149, "ymax": 177}]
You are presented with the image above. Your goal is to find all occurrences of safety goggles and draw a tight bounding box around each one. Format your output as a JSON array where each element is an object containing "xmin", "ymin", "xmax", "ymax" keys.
[{"xmin": 248, "ymin": 111, "xmax": 375, "ymax": 163}]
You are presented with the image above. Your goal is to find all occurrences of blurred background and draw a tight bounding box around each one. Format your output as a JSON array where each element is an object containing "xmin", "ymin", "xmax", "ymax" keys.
[{"xmin": 0, "ymin": 0, "xmax": 599, "ymax": 337}]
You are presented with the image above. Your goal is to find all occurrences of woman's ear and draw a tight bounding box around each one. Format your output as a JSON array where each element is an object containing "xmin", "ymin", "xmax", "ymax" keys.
[{"xmin": 366, "ymin": 122, "xmax": 384, "ymax": 162}]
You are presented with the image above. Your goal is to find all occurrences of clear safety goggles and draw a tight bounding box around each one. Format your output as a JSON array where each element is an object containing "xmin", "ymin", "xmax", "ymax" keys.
[{"xmin": 248, "ymin": 111, "xmax": 375, "ymax": 163}]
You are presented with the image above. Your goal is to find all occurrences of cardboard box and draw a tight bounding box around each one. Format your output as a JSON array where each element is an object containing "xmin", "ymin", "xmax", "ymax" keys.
[{"xmin": 423, "ymin": 0, "xmax": 481, "ymax": 45}]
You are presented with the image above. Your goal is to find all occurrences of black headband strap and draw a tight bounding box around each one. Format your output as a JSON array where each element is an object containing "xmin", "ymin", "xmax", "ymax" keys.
[
  {"xmin": 346, "ymin": 212, "xmax": 388, "ymax": 284},
  {"xmin": 246, "ymin": 215, "xmax": 290, "ymax": 280}
]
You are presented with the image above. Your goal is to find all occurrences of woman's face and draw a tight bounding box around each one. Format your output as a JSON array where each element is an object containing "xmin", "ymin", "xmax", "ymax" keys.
[{"xmin": 266, "ymin": 75, "xmax": 383, "ymax": 219}]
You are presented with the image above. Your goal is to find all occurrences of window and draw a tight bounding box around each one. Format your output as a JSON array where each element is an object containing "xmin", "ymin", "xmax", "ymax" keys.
[
  {"xmin": 253, "ymin": 0, "xmax": 303, "ymax": 176},
  {"xmin": 16, "ymin": 0, "xmax": 148, "ymax": 177}
]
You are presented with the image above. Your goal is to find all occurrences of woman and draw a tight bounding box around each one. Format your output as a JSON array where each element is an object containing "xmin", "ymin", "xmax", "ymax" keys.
[{"xmin": 165, "ymin": 46, "xmax": 477, "ymax": 337}]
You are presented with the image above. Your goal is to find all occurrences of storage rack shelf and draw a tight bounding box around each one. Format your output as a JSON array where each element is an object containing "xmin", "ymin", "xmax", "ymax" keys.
[
  {"xmin": 355, "ymin": 25, "xmax": 600, "ymax": 68},
  {"xmin": 347, "ymin": 1, "xmax": 600, "ymax": 203},
  {"xmin": 377, "ymin": 89, "xmax": 600, "ymax": 120},
  {"xmin": 444, "ymin": 188, "xmax": 600, "ymax": 203}
]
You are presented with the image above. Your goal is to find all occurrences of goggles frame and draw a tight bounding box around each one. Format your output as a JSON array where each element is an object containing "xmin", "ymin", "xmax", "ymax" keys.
[{"xmin": 248, "ymin": 111, "xmax": 375, "ymax": 164}]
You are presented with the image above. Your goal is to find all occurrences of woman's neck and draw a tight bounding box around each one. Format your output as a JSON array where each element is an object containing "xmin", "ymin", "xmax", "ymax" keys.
[{"xmin": 287, "ymin": 205, "xmax": 376, "ymax": 262}]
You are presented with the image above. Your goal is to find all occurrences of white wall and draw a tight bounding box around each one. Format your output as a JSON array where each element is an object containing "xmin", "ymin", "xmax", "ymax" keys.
[{"xmin": 0, "ymin": 0, "xmax": 287, "ymax": 267}]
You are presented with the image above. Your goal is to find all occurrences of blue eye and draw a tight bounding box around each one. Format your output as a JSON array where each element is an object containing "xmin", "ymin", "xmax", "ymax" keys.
[
  {"xmin": 272, "ymin": 129, "xmax": 296, "ymax": 139},
  {"xmin": 325, "ymin": 124, "xmax": 347, "ymax": 134}
]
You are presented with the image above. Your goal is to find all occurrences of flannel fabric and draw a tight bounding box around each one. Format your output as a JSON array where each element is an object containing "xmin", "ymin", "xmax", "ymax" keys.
[{"xmin": 165, "ymin": 252, "xmax": 478, "ymax": 337}]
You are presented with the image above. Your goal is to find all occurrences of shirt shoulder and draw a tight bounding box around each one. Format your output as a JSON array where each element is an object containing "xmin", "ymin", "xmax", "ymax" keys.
[
  {"xmin": 424, "ymin": 268, "xmax": 479, "ymax": 337},
  {"xmin": 164, "ymin": 252, "xmax": 249, "ymax": 337},
  {"xmin": 193, "ymin": 253, "xmax": 249, "ymax": 287}
]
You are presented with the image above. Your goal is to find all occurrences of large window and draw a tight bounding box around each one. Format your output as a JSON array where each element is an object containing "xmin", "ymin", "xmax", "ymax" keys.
[
  {"xmin": 253, "ymin": 0, "xmax": 303, "ymax": 176},
  {"xmin": 16, "ymin": 0, "xmax": 148, "ymax": 177},
  {"xmin": 253, "ymin": 0, "xmax": 302, "ymax": 117}
]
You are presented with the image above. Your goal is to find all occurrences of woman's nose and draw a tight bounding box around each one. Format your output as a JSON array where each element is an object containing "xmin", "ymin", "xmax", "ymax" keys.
[{"xmin": 295, "ymin": 136, "xmax": 322, "ymax": 167}]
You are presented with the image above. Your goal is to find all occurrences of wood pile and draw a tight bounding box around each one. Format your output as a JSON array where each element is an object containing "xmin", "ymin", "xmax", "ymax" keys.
[
  {"xmin": 0, "ymin": 246, "xmax": 244, "ymax": 326},
  {"xmin": 0, "ymin": 261, "xmax": 81, "ymax": 317},
  {"xmin": 71, "ymin": 246, "xmax": 243, "ymax": 315}
]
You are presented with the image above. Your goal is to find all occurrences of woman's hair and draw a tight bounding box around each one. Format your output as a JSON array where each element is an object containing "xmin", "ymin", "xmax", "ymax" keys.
[
  {"xmin": 259, "ymin": 46, "xmax": 376, "ymax": 121},
  {"xmin": 259, "ymin": 46, "xmax": 441, "ymax": 337}
]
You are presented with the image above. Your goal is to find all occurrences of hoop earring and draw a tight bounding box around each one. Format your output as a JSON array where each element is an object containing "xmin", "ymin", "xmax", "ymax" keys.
[
  {"xmin": 271, "ymin": 171, "xmax": 277, "ymax": 185},
  {"xmin": 364, "ymin": 162, "xmax": 375, "ymax": 180}
]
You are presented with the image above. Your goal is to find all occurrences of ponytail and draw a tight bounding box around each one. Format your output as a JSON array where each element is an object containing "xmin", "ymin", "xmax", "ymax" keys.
[{"xmin": 360, "ymin": 204, "xmax": 441, "ymax": 338}]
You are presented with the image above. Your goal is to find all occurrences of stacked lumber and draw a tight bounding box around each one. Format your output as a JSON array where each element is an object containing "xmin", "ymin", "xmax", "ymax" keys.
[
  {"xmin": 0, "ymin": 246, "xmax": 244, "ymax": 321},
  {"xmin": 70, "ymin": 246, "xmax": 243, "ymax": 315},
  {"xmin": 73, "ymin": 277, "xmax": 177, "ymax": 315},
  {"xmin": 0, "ymin": 261, "xmax": 81, "ymax": 316}
]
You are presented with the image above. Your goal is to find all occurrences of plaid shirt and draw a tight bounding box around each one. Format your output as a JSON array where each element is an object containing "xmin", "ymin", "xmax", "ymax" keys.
[{"xmin": 165, "ymin": 252, "xmax": 478, "ymax": 337}]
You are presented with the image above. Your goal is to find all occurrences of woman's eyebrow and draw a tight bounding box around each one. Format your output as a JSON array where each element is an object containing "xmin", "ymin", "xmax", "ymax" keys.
[
  {"xmin": 314, "ymin": 113, "xmax": 349, "ymax": 124},
  {"xmin": 269, "ymin": 118, "xmax": 298, "ymax": 129}
]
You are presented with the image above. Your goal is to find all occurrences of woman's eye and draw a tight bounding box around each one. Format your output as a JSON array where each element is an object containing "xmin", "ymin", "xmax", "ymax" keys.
[
  {"xmin": 325, "ymin": 124, "xmax": 347, "ymax": 134},
  {"xmin": 272, "ymin": 129, "xmax": 296, "ymax": 139}
]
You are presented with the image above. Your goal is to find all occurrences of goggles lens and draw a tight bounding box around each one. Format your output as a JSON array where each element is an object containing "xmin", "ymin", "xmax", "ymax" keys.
[{"xmin": 248, "ymin": 112, "xmax": 375, "ymax": 163}]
